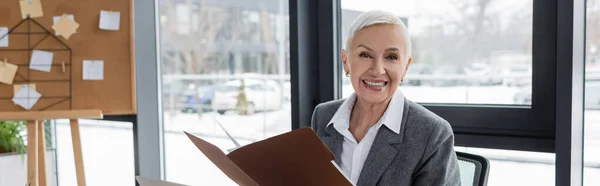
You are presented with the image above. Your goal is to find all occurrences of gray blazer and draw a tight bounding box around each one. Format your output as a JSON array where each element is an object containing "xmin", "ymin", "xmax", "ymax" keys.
[{"xmin": 311, "ymin": 98, "xmax": 461, "ymax": 186}]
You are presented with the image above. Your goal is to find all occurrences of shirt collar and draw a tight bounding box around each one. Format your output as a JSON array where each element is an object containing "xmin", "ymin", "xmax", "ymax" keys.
[{"xmin": 327, "ymin": 90, "xmax": 405, "ymax": 134}]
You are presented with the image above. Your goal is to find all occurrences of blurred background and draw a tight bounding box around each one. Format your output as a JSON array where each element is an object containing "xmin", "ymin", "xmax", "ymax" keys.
[
  {"xmin": 6, "ymin": 0, "xmax": 598, "ymax": 185},
  {"xmin": 157, "ymin": 0, "xmax": 599, "ymax": 185}
]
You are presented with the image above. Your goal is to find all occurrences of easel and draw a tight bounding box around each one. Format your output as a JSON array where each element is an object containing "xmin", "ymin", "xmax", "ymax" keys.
[{"xmin": 0, "ymin": 109, "xmax": 103, "ymax": 186}]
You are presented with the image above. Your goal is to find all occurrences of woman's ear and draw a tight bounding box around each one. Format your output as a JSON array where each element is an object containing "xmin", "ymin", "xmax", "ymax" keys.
[
  {"xmin": 405, "ymin": 57, "xmax": 412, "ymax": 71},
  {"xmin": 342, "ymin": 49, "xmax": 349, "ymax": 75},
  {"xmin": 402, "ymin": 57, "xmax": 412, "ymax": 81}
]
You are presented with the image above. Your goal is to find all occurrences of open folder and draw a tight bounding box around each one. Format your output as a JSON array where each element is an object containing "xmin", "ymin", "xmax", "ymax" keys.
[{"xmin": 184, "ymin": 128, "xmax": 353, "ymax": 186}]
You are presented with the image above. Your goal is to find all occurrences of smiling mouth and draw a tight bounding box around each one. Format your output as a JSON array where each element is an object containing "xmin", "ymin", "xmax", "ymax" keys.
[{"xmin": 362, "ymin": 80, "xmax": 388, "ymax": 87}]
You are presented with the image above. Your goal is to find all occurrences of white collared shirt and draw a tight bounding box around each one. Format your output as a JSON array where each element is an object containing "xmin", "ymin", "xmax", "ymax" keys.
[{"xmin": 327, "ymin": 90, "xmax": 405, "ymax": 185}]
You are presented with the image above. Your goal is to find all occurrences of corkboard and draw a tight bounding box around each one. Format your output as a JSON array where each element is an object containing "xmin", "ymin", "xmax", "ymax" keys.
[{"xmin": 0, "ymin": 0, "xmax": 136, "ymax": 115}]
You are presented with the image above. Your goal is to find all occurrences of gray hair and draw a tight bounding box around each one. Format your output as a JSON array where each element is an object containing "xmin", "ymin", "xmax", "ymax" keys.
[{"xmin": 345, "ymin": 10, "xmax": 412, "ymax": 58}]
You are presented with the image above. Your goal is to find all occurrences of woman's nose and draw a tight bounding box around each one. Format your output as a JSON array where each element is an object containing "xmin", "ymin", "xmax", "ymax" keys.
[{"xmin": 370, "ymin": 58, "xmax": 386, "ymax": 75}]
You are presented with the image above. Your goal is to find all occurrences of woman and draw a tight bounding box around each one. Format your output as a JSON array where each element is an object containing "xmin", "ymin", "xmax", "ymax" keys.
[{"xmin": 311, "ymin": 10, "xmax": 461, "ymax": 186}]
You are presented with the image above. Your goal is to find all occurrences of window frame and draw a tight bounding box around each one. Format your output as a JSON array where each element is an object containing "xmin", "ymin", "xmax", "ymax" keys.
[
  {"xmin": 341, "ymin": 0, "xmax": 558, "ymax": 153},
  {"xmin": 289, "ymin": 0, "xmax": 340, "ymax": 129}
]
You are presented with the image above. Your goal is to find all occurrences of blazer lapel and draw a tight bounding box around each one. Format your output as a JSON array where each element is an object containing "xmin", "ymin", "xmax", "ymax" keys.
[
  {"xmin": 320, "ymin": 125, "xmax": 343, "ymax": 164},
  {"xmin": 357, "ymin": 98, "xmax": 409, "ymax": 186},
  {"xmin": 356, "ymin": 128, "xmax": 401, "ymax": 186}
]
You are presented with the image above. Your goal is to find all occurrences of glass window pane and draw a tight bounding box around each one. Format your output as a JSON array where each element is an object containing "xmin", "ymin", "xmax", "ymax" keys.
[
  {"xmin": 55, "ymin": 119, "xmax": 135, "ymax": 186},
  {"xmin": 586, "ymin": 0, "xmax": 600, "ymax": 185},
  {"xmin": 158, "ymin": 0, "xmax": 291, "ymax": 185},
  {"xmin": 340, "ymin": 0, "xmax": 533, "ymax": 105},
  {"xmin": 1, "ymin": 118, "xmax": 134, "ymax": 185}
]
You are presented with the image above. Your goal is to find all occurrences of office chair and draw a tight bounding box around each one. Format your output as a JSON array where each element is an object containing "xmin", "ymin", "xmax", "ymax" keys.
[{"xmin": 456, "ymin": 151, "xmax": 490, "ymax": 186}]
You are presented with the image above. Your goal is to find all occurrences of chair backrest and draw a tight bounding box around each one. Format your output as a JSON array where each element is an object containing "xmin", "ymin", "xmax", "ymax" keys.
[{"xmin": 456, "ymin": 151, "xmax": 490, "ymax": 186}]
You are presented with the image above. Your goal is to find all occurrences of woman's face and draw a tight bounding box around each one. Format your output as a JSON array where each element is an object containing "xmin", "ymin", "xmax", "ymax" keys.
[{"xmin": 342, "ymin": 24, "xmax": 412, "ymax": 104}]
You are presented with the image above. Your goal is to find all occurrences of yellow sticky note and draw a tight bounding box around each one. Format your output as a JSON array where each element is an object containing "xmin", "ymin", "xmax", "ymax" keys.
[
  {"xmin": 19, "ymin": 0, "xmax": 44, "ymax": 19},
  {"xmin": 0, "ymin": 61, "xmax": 18, "ymax": 85},
  {"xmin": 14, "ymin": 84, "xmax": 36, "ymax": 96},
  {"xmin": 52, "ymin": 16, "xmax": 79, "ymax": 40}
]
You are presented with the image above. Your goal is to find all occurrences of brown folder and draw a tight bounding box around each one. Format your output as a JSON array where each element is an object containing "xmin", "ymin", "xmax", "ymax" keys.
[{"xmin": 184, "ymin": 128, "xmax": 352, "ymax": 186}]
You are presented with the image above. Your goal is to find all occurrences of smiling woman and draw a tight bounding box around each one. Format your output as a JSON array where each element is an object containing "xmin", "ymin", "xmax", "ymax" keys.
[
  {"xmin": 342, "ymin": 12, "xmax": 412, "ymax": 113},
  {"xmin": 312, "ymin": 10, "xmax": 460, "ymax": 186}
]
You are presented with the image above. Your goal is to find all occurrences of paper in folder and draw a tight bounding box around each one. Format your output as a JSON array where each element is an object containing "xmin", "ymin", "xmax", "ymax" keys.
[{"xmin": 184, "ymin": 128, "xmax": 353, "ymax": 186}]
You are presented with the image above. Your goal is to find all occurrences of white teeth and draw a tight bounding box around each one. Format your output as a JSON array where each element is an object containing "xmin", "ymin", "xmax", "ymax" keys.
[{"xmin": 364, "ymin": 81, "xmax": 385, "ymax": 87}]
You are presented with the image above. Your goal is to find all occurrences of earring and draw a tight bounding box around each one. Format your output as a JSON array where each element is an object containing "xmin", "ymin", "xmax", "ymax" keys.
[{"xmin": 345, "ymin": 72, "xmax": 350, "ymax": 77}]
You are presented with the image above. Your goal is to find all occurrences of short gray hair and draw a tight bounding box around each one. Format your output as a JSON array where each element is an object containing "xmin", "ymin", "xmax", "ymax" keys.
[{"xmin": 345, "ymin": 10, "xmax": 411, "ymax": 58}]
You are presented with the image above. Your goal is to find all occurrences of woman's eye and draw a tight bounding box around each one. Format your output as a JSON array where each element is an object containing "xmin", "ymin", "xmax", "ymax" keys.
[
  {"xmin": 386, "ymin": 55, "xmax": 398, "ymax": 60},
  {"xmin": 359, "ymin": 52, "xmax": 372, "ymax": 58}
]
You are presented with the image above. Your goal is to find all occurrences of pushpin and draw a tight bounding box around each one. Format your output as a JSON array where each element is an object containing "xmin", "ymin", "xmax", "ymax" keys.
[
  {"xmin": 109, "ymin": 11, "xmax": 113, "ymax": 14},
  {"xmin": 61, "ymin": 61, "xmax": 66, "ymax": 73}
]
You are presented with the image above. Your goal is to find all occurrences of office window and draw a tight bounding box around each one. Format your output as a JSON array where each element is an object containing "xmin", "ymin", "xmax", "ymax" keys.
[
  {"xmin": 54, "ymin": 119, "xmax": 135, "ymax": 186},
  {"xmin": 3, "ymin": 119, "xmax": 134, "ymax": 186},
  {"xmin": 337, "ymin": 0, "xmax": 558, "ymax": 154},
  {"xmin": 158, "ymin": 0, "xmax": 291, "ymax": 185},
  {"xmin": 340, "ymin": 0, "xmax": 532, "ymax": 105},
  {"xmin": 586, "ymin": 0, "xmax": 600, "ymax": 185}
]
